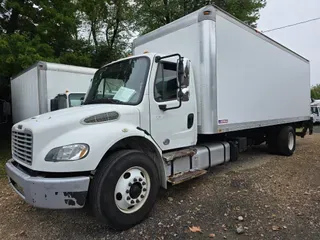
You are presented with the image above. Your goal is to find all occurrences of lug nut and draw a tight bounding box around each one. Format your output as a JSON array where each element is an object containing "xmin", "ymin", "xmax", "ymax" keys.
[
  {"xmin": 136, "ymin": 199, "xmax": 140, "ymax": 203},
  {"xmin": 142, "ymin": 182, "xmax": 146, "ymax": 185},
  {"xmin": 130, "ymin": 200, "xmax": 134, "ymax": 204},
  {"xmin": 126, "ymin": 189, "xmax": 129, "ymax": 194},
  {"xmin": 141, "ymin": 195, "xmax": 144, "ymax": 198},
  {"xmin": 134, "ymin": 178, "xmax": 137, "ymax": 182},
  {"xmin": 128, "ymin": 182, "xmax": 132, "ymax": 187},
  {"xmin": 143, "ymin": 188, "xmax": 147, "ymax": 192},
  {"xmin": 139, "ymin": 178, "xmax": 142, "ymax": 182},
  {"xmin": 127, "ymin": 196, "xmax": 130, "ymax": 200}
]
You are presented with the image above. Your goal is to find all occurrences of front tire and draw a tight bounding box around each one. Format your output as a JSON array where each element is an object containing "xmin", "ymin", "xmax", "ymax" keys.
[{"xmin": 89, "ymin": 150, "xmax": 160, "ymax": 230}]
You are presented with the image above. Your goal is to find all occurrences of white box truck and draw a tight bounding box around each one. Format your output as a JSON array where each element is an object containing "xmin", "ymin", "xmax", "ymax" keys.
[
  {"xmin": 11, "ymin": 61, "xmax": 97, "ymax": 123},
  {"xmin": 5, "ymin": 5, "xmax": 311, "ymax": 230}
]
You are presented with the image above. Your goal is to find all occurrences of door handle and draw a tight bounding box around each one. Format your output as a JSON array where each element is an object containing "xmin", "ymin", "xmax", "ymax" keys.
[{"xmin": 187, "ymin": 113, "xmax": 194, "ymax": 129}]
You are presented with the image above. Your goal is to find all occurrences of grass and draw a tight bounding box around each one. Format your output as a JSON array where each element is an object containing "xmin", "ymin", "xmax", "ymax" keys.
[{"xmin": 0, "ymin": 137, "xmax": 11, "ymax": 177}]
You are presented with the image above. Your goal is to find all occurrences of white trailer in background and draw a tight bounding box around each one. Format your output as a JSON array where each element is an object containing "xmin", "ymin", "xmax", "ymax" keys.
[
  {"xmin": 11, "ymin": 62, "xmax": 97, "ymax": 123},
  {"xmin": 6, "ymin": 5, "xmax": 311, "ymax": 230}
]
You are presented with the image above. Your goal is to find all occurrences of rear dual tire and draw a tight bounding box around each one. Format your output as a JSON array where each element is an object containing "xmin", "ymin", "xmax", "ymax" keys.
[
  {"xmin": 267, "ymin": 126, "xmax": 296, "ymax": 156},
  {"xmin": 89, "ymin": 150, "xmax": 159, "ymax": 230}
]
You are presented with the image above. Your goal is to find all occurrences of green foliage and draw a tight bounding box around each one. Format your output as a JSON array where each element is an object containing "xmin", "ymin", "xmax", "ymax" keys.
[
  {"xmin": 311, "ymin": 85, "xmax": 320, "ymax": 100},
  {"xmin": 0, "ymin": 0, "xmax": 83, "ymax": 79},
  {"xmin": 36, "ymin": 0, "xmax": 79, "ymax": 56},
  {"xmin": 0, "ymin": 0, "xmax": 266, "ymax": 82},
  {"xmin": 0, "ymin": 33, "xmax": 56, "ymax": 77},
  {"xmin": 78, "ymin": 0, "xmax": 135, "ymax": 65},
  {"xmin": 0, "ymin": 0, "xmax": 39, "ymax": 35},
  {"xmin": 59, "ymin": 52, "xmax": 92, "ymax": 67},
  {"xmin": 134, "ymin": 0, "xmax": 266, "ymax": 34}
]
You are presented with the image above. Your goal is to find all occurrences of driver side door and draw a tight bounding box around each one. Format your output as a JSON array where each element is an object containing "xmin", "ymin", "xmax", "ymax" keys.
[{"xmin": 149, "ymin": 60, "xmax": 197, "ymax": 151}]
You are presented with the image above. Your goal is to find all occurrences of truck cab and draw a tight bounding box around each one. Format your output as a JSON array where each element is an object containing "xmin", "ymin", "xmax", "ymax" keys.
[
  {"xmin": 50, "ymin": 91, "xmax": 86, "ymax": 111},
  {"xmin": 6, "ymin": 53, "xmax": 197, "ymax": 230}
]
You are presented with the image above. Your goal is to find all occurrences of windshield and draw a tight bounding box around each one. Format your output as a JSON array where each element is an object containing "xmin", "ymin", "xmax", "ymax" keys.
[
  {"xmin": 84, "ymin": 57, "xmax": 150, "ymax": 105},
  {"xmin": 68, "ymin": 93, "xmax": 85, "ymax": 107}
]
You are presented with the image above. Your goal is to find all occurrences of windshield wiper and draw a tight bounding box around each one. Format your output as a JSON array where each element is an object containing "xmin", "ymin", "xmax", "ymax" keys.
[
  {"xmin": 84, "ymin": 98, "xmax": 125, "ymax": 105},
  {"xmin": 108, "ymin": 98, "xmax": 125, "ymax": 104}
]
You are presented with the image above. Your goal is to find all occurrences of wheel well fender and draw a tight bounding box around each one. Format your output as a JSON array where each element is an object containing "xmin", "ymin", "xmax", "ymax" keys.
[{"xmin": 97, "ymin": 136, "xmax": 167, "ymax": 189}]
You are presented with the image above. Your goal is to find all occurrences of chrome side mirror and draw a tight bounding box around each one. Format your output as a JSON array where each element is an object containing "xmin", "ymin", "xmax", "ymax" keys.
[
  {"xmin": 182, "ymin": 60, "xmax": 190, "ymax": 88},
  {"xmin": 177, "ymin": 57, "xmax": 184, "ymax": 86}
]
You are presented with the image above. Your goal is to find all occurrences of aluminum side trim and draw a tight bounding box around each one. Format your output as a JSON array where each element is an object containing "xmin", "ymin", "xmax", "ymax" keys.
[{"xmin": 218, "ymin": 116, "xmax": 310, "ymax": 133}]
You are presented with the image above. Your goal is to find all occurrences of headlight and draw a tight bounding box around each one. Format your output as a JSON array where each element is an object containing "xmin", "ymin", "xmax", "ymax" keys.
[{"xmin": 45, "ymin": 143, "xmax": 89, "ymax": 162}]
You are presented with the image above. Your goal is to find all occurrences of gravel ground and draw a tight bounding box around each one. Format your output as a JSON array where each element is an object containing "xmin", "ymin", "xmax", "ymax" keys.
[{"xmin": 0, "ymin": 134, "xmax": 319, "ymax": 240}]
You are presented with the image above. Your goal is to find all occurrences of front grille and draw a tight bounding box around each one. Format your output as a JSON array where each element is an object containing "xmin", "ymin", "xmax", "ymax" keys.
[{"xmin": 12, "ymin": 131, "xmax": 33, "ymax": 165}]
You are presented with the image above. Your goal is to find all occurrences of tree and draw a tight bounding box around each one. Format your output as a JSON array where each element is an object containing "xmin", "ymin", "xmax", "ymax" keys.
[
  {"xmin": 0, "ymin": 33, "xmax": 56, "ymax": 77},
  {"xmin": 0, "ymin": 0, "xmax": 267, "ymax": 79},
  {"xmin": 36, "ymin": 0, "xmax": 80, "ymax": 56},
  {"xmin": 78, "ymin": 0, "xmax": 135, "ymax": 67},
  {"xmin": 0, "ymin": 0, "xmax": 91, "ymax": 78},
  {"xmin": 134, "ymin": 0, "xmax": 266, "ymax": 34},
  {"xmin": 311, "ymin": 85, "xmax": 320, "ymax": 100},
  {"xmin": 0, "ymin": 0, "xmax": 40, "ymax": 35}
]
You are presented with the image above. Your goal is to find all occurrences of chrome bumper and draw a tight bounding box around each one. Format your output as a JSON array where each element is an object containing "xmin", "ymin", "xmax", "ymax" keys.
[{"xmin": 5, "ymin": 159, "xmax": 90, "ymax": 209}]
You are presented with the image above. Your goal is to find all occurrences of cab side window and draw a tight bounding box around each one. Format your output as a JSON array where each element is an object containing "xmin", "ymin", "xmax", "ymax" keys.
[{"xmin": 154, "ymin": 62, "xmax": 178, "ymax": 102}]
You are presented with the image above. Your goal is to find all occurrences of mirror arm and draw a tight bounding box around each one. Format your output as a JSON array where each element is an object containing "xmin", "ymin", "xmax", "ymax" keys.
[
  {"xmin": 156, "ymin": 53, "xmax": 184, "ymax": 111},
  {"xmin": 159, "ymin": 89, "xmax": 184, "ymax": 111},
  {"xmin": 155, "ymin": 53, "xmax": 182, "ymax": 63}
]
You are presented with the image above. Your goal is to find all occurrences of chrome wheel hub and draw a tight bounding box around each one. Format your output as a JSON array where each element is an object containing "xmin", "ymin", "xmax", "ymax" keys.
[
  {"xmin": 288, "ymin": 132, "xmax": 294, "ymax": 150},
  {"xmin": 114, "ymin": 166, "xmax": 150, "ymax": 214}
]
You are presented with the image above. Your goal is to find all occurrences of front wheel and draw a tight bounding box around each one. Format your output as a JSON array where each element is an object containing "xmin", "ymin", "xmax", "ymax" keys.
[{"xmin": 89, "ymin": 150, "xmax": 160, "ymax": 230}]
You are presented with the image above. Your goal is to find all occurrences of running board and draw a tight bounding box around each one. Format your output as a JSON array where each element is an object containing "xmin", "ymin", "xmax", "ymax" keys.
[{"xmin": 168, "ymin": 169, "xmax": 207, "ymax": 185}]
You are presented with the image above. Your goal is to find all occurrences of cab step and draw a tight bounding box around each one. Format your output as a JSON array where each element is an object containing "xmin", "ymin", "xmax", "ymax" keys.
[
  {"xmin": 168, "ymin": 169, "xmax": 207, "ymax": 185},
  {"xmin": 163, "ymin": 148, "xmax": 197, "ymax": 162}
]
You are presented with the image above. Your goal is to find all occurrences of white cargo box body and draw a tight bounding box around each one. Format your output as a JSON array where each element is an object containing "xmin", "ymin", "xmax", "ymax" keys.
[
  {"xmin": 133, "ymin": 5, "xmax": 310, "ymax": 134},
  {"xmin": 11, "ymin": 62, "xmax": 97, "ymax": 123}
]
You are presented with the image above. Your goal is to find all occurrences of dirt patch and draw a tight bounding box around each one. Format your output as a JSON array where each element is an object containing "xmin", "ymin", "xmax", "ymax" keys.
[{"xmin": 0, "ymin": 135, "xmax": 319, "ymax": 240}]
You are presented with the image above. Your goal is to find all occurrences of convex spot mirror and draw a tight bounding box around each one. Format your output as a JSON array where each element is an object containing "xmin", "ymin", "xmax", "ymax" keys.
[
  {"xmin": 177, "ymin": 58, "xmax": 190, "ymax": 88},
  {"xmin": 182, "ymin": 60, "xmax": 190, "ymax": 88},
  {"xmin": 176, "ymin": 58, "xmax": 190, "ymax": 102}
]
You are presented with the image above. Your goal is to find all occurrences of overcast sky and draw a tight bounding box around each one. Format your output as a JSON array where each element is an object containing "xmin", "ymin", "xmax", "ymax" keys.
[{"xmin": 258, "ymin": 0, "xmax": 320, "ymax": 86}]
